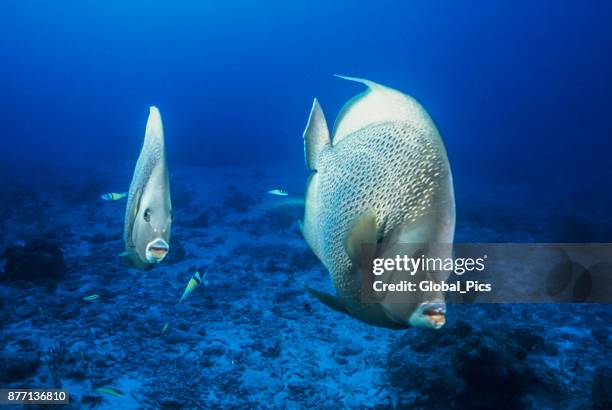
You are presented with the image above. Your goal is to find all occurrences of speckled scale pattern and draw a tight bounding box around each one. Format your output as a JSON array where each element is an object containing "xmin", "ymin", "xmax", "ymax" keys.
[
  {"xmin": 315, "ymin": 120, "xmax": 449, "ymax": 296},
  {"xmin": 123, "ymin": 136, "xmax": 164, "ymax": 244}
]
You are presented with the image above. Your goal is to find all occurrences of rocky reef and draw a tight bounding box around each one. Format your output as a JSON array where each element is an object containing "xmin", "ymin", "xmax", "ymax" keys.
[
  {"xmin": 0, "ymin": 165, "xmax": 609, "ymax": 409},
  {"xmin": 1, "ymin": 239, "xmax": 66, "ymax": 283},
  {"xmin": 388, "ymin": 304, "xmax": 611, "ymax": 409}
]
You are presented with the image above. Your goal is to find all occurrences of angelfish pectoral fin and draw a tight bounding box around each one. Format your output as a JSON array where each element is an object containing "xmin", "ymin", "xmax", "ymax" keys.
[
  {"xmin": 345, "ymin": 211, "xmax": 383, "ymax": 302},
  {"xmin": 299, "ymin": 281, "xmax": 348, "ymax": 314},
  {"xmin": 345, "ymin": 210, "xmax": 378, "ymax": 273},
  {"xmin": 125, "ymin": 188, "xmax": 142, "ymax": 250}
]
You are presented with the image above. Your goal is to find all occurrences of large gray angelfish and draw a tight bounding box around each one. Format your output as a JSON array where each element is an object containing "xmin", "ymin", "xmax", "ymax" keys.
[
  {"xmin": 300, "ymin": 76, "xmax": 455, "ymax": 329},
  {"xmin": 123, "ymin": 106, "xmax": 173, "ymax": 271}
]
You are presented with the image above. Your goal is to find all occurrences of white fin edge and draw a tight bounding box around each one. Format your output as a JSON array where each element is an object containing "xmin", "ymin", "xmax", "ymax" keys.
[
  {"xmin": 331, "ymin": 75, "xmax": 432, "ymax": 144},
  {"xmin": 144, "ymin": 106, "xmax": 164, "ymax": 144}
]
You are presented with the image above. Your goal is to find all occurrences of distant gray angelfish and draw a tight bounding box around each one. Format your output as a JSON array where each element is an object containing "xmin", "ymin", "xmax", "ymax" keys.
[{"xmin": 123, "ymin": 107, "xmax": 173, "ymax": 271}]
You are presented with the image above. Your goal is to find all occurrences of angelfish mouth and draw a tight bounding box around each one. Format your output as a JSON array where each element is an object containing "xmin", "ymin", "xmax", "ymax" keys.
[
  {"xmin": 146, "ymin": 239, "xmax": 169, "ymax": 263},
  {"xmin": 423, "ymin": 303, "xmax": 446, "ymax": 329}
]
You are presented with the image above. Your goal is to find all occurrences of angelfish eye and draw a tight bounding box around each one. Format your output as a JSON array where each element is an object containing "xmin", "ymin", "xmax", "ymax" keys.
[{"xmin": 144, "ymin": 208, "xmax": 151, "ymax": 222}]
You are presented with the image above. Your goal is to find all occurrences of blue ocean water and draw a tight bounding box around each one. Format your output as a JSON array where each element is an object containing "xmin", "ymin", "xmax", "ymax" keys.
[{"xmin": 0, "ymin": 1, "xmax": 611, "ymax": 409}]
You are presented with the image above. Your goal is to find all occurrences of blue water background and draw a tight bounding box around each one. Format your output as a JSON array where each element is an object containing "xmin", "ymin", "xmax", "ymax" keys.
[{"xmin": 1, "ymin": 1, "xmax": 611, "ymax": 226}]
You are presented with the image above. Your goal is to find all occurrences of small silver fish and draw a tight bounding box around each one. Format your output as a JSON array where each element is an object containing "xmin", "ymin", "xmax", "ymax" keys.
[
  {"xmin": 179, "ymin": 268, "xmax": 209, "ymax": 303},
  {"xmin": 83, "ymin": 294, "xmax": 100, "ymax": 301},
  {"xmin": 267, "ymin": 189, "xmax": 288, "ymax": 196},
  {"xmin": 100, "ymin": 192, "xmax": 128, "ymax": 201},
  {"xmin": 95, "ymin": 387, "xmax": 124, "ymax": 397}
]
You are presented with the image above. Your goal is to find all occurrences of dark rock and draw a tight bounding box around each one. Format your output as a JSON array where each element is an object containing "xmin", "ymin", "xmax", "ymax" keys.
[
  {"xmin": 179, "ymin": 205, "xmax": 220, "ymax": 229},
  {"xmin": 214, "ymin": 255, "xmax": 229, "ymax": 264},
  {"xmin": 387, "ymin": 335, "xmax": 457, "ymax": 405},
  {"xmin": 212, "ymin": 236, "xmax": 226, "ymax": 245},
  {"xmin": 265, "ymin": 259, "xmax": 281, "ymax": 273},
  {"xmin": 67, "ymin": 367, "xmax": 87, "ymax": 380},
  {"xmin": 334, "ymin": 356, "xmax": 348, "ymax": 365},
  {"xmin": 81, "ymin": 395, "xmax": 104, "ymax": 407},
  {"xmin": 273, "ymin": 289, "xmax": 301, "ymax": 304},
  {"xmin": 452, "ymin": 334, "xmax": 532, "ymax": 408},
  {"xmin": 165, "ymin": 239, "xmax": 187, "ymax": 264},
  {"xmin": 546, "ymin": 207, "xmax": 606, "ymax": 242},
  {"xmin": 223, "ymin": 186, "xmax": 255, "ymax": 213},
  {"xmin": 203, "ymin": 342, "xmax": 225, "ymax": 356},
  {"xmin": 16, "ymin": 339, "xmax": 36, "ymax": 349},
  {"xmin": 2, "ymin": 240, "xmax": 66, "ymax": 281},
  {"xmin": 261, "ymin": 204, "xmax": 301, "ymax": 231},
  {"xmin": 173, "ymin": 186, "xmax": 194, "ymax": 207},
  {"xmin": 42, "ymin": 342, "xmax": 69, "ymax": 387},
  {"xmin": 287, "ymin": 380, "xmax": 312, "ymax": 398},
  {"xmin": 158, "ymin": 398, "xmax": 188, "ymax": 409},
  {"xmin": 0, "ymin": 352, "xmax": 40, "ymax": 383},
  {"xmin": 388, "ymin": 320, "xmax": 564, "ymax": 409},
  {"xmin": 88, "ymin": 232, "xmax": 113, "ymax": 244},
  {"xmin": 58, "ymin": 304, "xmax": 80, "ymax": 320},
  {"xmin": 62, "ymin": 177, "xmax": 106, "ymax": 205},
  {"xmin": 272, "ymin": 306, "xmax": 300, "ymax": 320},
  {"xmin": 290, "ymin": 248, "xmax": 320, "ymax": 271},
  {"xmin": 192, "ymin": 212, "xmax": 209, "ymax": 228},
  {"xmin": 260, "ymin": 339, "xmax": 282, "ymax": 358},
  {"xmin": 336, "ymin": 345, "xmax": 359, "ymax": 357},
  {"xmin": 511, "ymin": 327, "xmax": 545, "ymax": 352},
  {"xmin": 592, "ymin": 366, "xmax": 612, "ymax": 410},
  {"xmin": 14, "ymin": 303, "xmax": 38, "ymax": 319},
  {"xmin": 164, "ymin": 331, "xmax": 190, "ymax": 345},
  {"xmin": 591, "ymin": 328, "xmax": 609, "ymax": 344},
  {"xmin": 247, "ymin": 201, "xmax": 304, "ymax": 237}
]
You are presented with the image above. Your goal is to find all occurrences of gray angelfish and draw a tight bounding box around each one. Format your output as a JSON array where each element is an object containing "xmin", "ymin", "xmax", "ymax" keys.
[
  {"xmin": 300, "ymin": 76, "xmax": 455, "ymax": 329},
  {"xmin": 123, "ymin": 106, "xmax": 173, "ymax": 270}
]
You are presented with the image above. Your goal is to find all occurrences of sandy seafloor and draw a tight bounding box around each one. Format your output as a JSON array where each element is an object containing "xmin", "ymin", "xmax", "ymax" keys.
[{"xmin": 0, "ymin": 164, "xmax": 610, "ymax": 409}]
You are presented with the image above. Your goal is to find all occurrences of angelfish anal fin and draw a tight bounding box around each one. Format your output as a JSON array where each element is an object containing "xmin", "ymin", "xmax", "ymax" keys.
[
  {"xmin": 303, "ymin": 98, "xmax": 330, "ymax": 171},
  {"xmin": 299, "ymin": 281, "xmax": 348, "ymax": 314},
  {"xmin": 345, "ymin": 210, "xmax": 378, "ymax": 273}
]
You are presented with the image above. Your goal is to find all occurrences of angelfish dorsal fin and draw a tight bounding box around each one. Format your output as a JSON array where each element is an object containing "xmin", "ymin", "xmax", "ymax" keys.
[
  {"xmin": 303, "ymin": 98, "xmax": 330, "ymax": 171},
  {"xmin": 332, "ymin": 75, "xmax": 430, "ymax": 145},
  {"xmin": 144, "ymin": 106, "xmax": 164, "ymax": 145}
]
